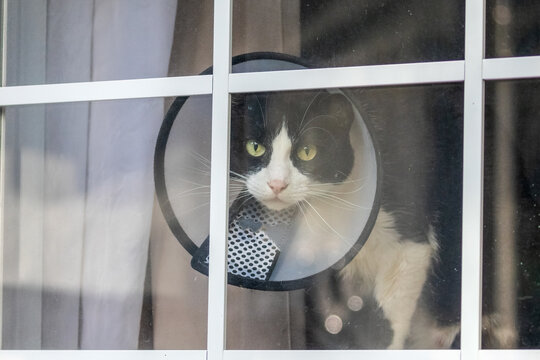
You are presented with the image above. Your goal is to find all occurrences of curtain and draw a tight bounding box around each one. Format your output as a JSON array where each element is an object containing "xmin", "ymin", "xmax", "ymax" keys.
[
  {"xmin": 3, "ymin": 0, "xmax": 177, "ymax": 349},
  {"xmin": 149, "ymin": 0, "xmax": 303, "ymax": 350}
]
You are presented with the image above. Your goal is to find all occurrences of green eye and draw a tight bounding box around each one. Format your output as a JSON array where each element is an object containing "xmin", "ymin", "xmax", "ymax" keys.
[
  {"xmin": 246, "ymin": 140, "xmax": 266, "ymax": 157},
  {"xmin": 297, "ymin": 144, "xmax": 317, "ymax": 161}
]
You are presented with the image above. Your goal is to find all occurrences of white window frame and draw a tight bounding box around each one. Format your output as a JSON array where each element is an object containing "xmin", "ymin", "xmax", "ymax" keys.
[{"xmin": 1, "ymin": 0, "xmax": 540, "ymax": 359}]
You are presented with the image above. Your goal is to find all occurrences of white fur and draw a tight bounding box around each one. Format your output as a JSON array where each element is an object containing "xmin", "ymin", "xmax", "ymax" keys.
[
  {"xmin": 482, "ymin": 313, "xmax": 519, "ymax": 348},
  {"xmin": 407, "ymin": 308, "xmax": 461, "ymax": 349},
  {"xmin": 246, "ymin": 124, "xmax": 443, "ymax": 349},
  {"xmin": 342, "ymin": 210, "xmax": 437, "ymax": 348},
  {"xmin": 246, "ymin": 124, "xmax": 314, "ymax": 210}
]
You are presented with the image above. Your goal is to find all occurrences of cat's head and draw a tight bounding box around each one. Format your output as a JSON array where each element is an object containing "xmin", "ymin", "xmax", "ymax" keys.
[{"xmin": 230, "ymin": 91, "xmax": 355, "ymax": 211}]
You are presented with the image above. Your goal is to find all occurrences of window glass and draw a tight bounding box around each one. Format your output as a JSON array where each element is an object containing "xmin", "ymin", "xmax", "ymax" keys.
[
  {"xmin": 223, "ymin": 84, "xmax": 463, "ymax": 350},
  {"xmin": 483, "ymin": 80, "xmax": 540, "ymax": 349},
  {"xmin": 486, "ymin": 0, "xmax": 540, "ymax": 58},
  {"xmin": 232, "ymin": 0, "xmax": 464, "ymax": 73},
  {"xmin": 2, "ymin": 96, "xmax": 210, "ymax": 349},
  {"xmin": 4, "ymin": 0, "xmax": 213, "ymax": 86}
]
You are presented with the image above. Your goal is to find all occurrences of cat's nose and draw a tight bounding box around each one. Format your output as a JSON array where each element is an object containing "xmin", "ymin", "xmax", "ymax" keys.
[{"xmin": 268, "ymin": 179, "xmax": 288, "ymax": 194}]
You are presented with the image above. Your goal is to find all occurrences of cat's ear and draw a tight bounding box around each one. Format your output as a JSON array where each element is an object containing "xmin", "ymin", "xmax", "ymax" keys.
[
  {"xmin": 317, "ymin": 93, "xmax": 354, "ymax": 131},
  {"xmin": 231, "ymin": 94, "xmax": 248, "ymax": 122},
  {"xmin": 230, "ymin": 94, "xmax": 243, "ymax": 111}
]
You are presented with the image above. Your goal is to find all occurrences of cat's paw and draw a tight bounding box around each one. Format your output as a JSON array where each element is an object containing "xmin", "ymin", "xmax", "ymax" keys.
[
  {"xmin": 492, "ymin": 325, "xmax": 518, "ymax": 348},
  {"xmin": 483, "ymin": 313, "xmax": 518, "ymax": 348},
  {"xmin": 386, "ymin": 340, "xmax": 404, "ymax": 350}
]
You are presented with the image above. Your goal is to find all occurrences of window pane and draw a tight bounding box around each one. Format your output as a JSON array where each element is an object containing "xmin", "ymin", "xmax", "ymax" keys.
[
  {"xmin": 223, "ymin": 84, "xmax": 463, "ymax": 349},
  {"xmin": 483, "ymin": 80, "xmax": 540, "ymax": 349},
  {"xmin": 486, "ymin": 0, "xmax": 540, "ymax": 58},
  {"xmin": 232, "ymin": 0, "xmax": 464, "ymax": 72},
  {"xmin": 2, "ymin": 96, "xmax": 210, "ymax": 349},
  {"xmin": 5, "ymin": 0, "xmax": 213, "ymax": 86}
]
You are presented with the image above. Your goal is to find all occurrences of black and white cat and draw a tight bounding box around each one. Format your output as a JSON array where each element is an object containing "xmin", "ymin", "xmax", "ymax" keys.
[
  {"xmin": 230, "ymin": 91, "xmax": 354, "ymax": 211},
  {"xmin": 229, "ymin": 90, "xmax": 460, "ymax": 349}
]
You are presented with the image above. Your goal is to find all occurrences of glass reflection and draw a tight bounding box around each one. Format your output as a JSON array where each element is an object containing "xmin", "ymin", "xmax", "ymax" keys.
[
  {"xmin": 232, "ymin": 0, "xmax": 464, "ymax": 71},
  {"xmin": 5, "ymin": 0, "xmax": 213, "ymax": 86},
  {"xmin": 1, "ymin": 97, "xmax": 209, "ymax": 349},
  {"xmin": 486, "ymin": 0, "xmax": 540, "ymax": 58},
  {"xmin": 226, "ymin": 85, "xmax": 463, "ymax": 349},
  {"xmin": 484, "ymin": 80, "xmax": 540, "ymax": 348}
]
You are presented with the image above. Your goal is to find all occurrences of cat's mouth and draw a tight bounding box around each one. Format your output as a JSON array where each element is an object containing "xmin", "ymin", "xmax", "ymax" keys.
[{"xmin": 261, "ymin": 197, "xmax": 296, "ymax": 211}]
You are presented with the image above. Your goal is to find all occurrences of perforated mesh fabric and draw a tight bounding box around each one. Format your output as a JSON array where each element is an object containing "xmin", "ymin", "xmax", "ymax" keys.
[
  {"xmin": 228, "ymin": 201, "xmax": 295, "ymax": 280},
  {"xmin": 201, "ymin": 200, "xmax": 297, "ymax": 281}
]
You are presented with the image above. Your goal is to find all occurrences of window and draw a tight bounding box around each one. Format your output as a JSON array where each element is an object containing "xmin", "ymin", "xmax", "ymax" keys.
[{"xmin": 1, "ymin": 0, "xmax": 539, "ymax": 359}]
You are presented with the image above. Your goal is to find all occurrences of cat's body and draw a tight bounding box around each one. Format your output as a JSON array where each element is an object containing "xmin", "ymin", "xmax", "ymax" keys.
[{"xmin": 229, "ymin": 90, "xmax": 460, "ymax": 349}]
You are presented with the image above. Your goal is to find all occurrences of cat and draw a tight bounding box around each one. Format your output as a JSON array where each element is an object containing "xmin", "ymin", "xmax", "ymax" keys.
[
  {"xmin": 230, "ymin": 91, "xmax": 354, "ymax": 211},
  {"xmin": 228, "ymin": 89, "xmax": 461, "ymax": 349}
]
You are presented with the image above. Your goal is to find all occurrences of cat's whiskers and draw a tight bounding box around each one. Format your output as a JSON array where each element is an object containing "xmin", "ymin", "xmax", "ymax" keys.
[
  {"xmin": 188, "ymin": 150, "xmax": 211, "ymax": 168},
  {"xmin": 299, "ymin": 117, "xmax": 338, "ymax": 139},
  {"xmin": 175, "ymin": 184, "xmax": 210, "ymax": 194},
  {"xmin": 312, "ymin": 198, "xmax": 359, "ymax": 213},
  {"xmin": 177, "ymin": 166, "xmax": 210, "ymax": 181},
  {"xmin": 306, "ymin": 183, "xmax": 366, "ymax": 195},
  {"xmin": 298, "ymin": 91, "xmax": 321, "ymax": 131},
  {"xmin": 187, "ymin": 151, "xmax": 251, "ymax": 183},
  {"xmin": 170, "ymin": 179, "xmax": 245, "ymax": 195},
  {"xmin": 169, "ymin": 190, "xmax": 211, "ymax": 202},
  {"xmin": 176, "ymin": 166, "xmax": 211, "ymax": 177},
  {"xmin": 234, "ymin": 190, "xmax": 251, "ymax": 197},
  {"xmin": 176, "ymin": 201, "xmax": 210, "ymax": 217},
  {"xmin": 229, "ymin": 170, "xmax": 249, "ymax": 180},
  {"xmin": 305, "ymin": 177, "xmax": 366, "ymax": 187},
  {"xmin": 241, "ymin": 183, "xmax": 267, "ymax": 199},
  {"xmin": 176, "ymin": 176, "xmax": 211, "ymax": 187},
  {"xmin": 228, "ymin": 182, "xmax": 247, "ymax": 189},
  {"xmin": 306, "ymin": 193, "xmax": 362, "ymax": 212},
  {"xmin": 296, "ymin": 201, "xmax": 318, "ymax": 236},
  {"xmin": 233, "ymin": 196, "xmax": 253, "ymax": 206},
  {"xmin": 319, "ymin": 185, "xmax": 366, "ymax": 195},
  {"xmin": 302, "ymin": 199, "xmax": 348, "ymax": 242},
  {"xmin": 307, "ymin": 190, "xmax": 370, "ymax": 211},
  {"xmin": 233, "ymin": 193, "xmax": 255, "ymax": 210},
  {"xmin": 167, "ymin": 185, "xmax": 251, "ymax": 216},
  {"xmin": 167, "ymin": 167, "xmax": 245, "ymax": 199},
  {"xmin": 255, "ymin": 95, "xmax": 268, "ymax": 129}
]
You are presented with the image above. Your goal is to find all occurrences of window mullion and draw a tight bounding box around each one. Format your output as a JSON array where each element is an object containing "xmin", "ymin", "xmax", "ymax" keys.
[
  {"xmin": 483, "ymin": 56, "xmax": 540, "ymax": 80},
  {"xmin": 207, "ymin": 1, "xmax": 233, "ymax": 360},
  {"xmin": 229, "ymin": 60, "xmax": 465, "ymax": 93},
  {"xmin": 462, "ymin": 0, "xmax": 486, "ymax": 359},
  {"xmin": 0, "ymin": 76, "xmax": 212, "ymax": 106},
  {"xmin": 0, "ymin": 0, "xmax": 6, "ymax": 348}
]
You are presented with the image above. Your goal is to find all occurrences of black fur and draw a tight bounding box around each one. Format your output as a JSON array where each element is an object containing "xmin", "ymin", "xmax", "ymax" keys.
[
  {"xmin": 230, "ymin": 86, "xmax": 464, "ymax": 348},
  {"xmin": 230, "ymin": 91, "xmax": 355, "ymax": 183}
]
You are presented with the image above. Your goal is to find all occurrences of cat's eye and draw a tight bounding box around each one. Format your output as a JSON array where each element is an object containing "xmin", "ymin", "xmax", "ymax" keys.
[
  {"xmin": 297, "ymin": 144, "xmax": 317, "ymax": 161},
  {"xmin": 246, "ymin": 140, "xmax": 266, "ymax": 157}
]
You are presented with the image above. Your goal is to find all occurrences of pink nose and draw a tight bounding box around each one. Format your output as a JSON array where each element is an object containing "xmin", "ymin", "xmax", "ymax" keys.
[{"xmin": 268, "ymin": 179, "xmax": 288, "ymax": 194}]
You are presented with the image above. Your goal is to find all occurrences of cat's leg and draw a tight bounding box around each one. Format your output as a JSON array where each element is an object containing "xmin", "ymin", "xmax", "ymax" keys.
[
  {"xmin": 373, "ymin": 239, "xmax": 435, "ymax": 349},
  {"xmin": 406, "ymin": 306, "xmax": 461, "ymax": 348},
  {"xmin": 482, "ymin": 313, "xmax": 518, "ymax": 348}
]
